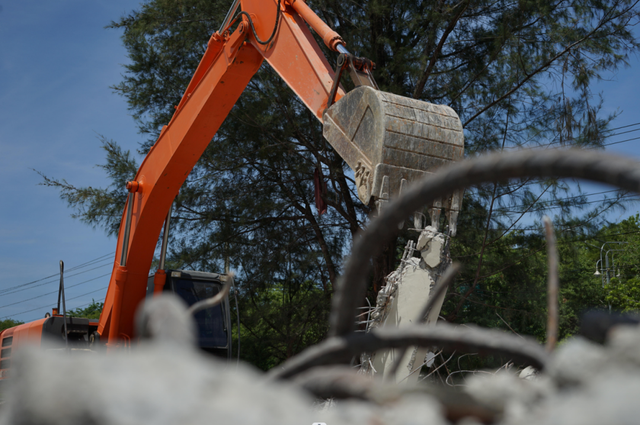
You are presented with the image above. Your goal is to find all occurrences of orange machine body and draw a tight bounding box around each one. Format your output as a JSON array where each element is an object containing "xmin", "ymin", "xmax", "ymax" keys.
[
  {"xmin": 0, "ymin": 315, "xmax": 100, "ymax": 379},
  {"xmin": 1, "ymin": 320, "xmax": 45, "ymax": 378}
]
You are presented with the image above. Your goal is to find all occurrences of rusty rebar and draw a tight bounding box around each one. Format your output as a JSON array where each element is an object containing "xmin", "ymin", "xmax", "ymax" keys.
[{"xmin": 544, "ymin": 216, "xmax": 559, "ymax": 352}]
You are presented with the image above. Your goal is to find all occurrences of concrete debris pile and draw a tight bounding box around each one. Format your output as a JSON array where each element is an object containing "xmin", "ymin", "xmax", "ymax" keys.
[
  {"xmin": 0, "ymin": 295, "xmax": 447, "ymax": 425},
  {"xmin": 463, "ymin": 324, "xmax": 640, "ymax": 425},
  {"xmin": 1, "ymin": 341, "xmax": 450, "ymax": 425},
  {"xmin": 2, "ymin": 295, "xmax": 640, "ymax": 425}
]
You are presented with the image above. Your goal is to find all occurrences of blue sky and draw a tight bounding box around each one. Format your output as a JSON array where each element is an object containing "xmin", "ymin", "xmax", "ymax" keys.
[
  {"xmin": 0, "ymin": 1, "xmax": 639, "ymax": 323},
  {"xmin": 0, "ymin": 0, "xmax": 142, "ymax": 322}
]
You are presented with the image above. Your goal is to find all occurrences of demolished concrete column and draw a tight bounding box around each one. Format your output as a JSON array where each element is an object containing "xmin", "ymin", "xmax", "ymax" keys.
[{"xmin": 362, "ymin": 226, "xmax": 450, "ymax": 384}]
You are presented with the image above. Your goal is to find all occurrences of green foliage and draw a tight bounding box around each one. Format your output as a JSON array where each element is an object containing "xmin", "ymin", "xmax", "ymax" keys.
[
  {"xmin": 67, "ymin": 300, "xmax": 104, "ymax": 320},
  {"xmin": 38, "ymin": 137, "xmax": 138, "ymax": 236},
  {"xmin": 607, "ymin": 277, "xmax": 640, "ymax": 312},
  {"xmin": 442, "ymin": 194, "xmax": 613, "ymax": 346},
  {"xmin": 0, "ymin": 319, "xmax": 23, "ymax": 332},
  {"xmin": 45, "ymin": 0, "xmax": 640, "ymax": 369},
  {"xmin": 596, "ymin": 214, "xmax": 640, "ymax": 312},
  {"xmin": 235, "ymin": 282, "xmax": 330, "ymax": 371}
]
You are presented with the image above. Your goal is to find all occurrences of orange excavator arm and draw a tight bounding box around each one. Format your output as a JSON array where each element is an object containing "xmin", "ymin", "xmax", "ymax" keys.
[{"xmin": 98, "ymin": 0, "xmax": 348, "ymax": 346}]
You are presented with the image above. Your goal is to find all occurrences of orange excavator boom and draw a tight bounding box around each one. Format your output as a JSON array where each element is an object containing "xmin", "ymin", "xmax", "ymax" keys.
[{"xmin": 98, "ymin": 0, "xmax": 348, "ymax": 346}]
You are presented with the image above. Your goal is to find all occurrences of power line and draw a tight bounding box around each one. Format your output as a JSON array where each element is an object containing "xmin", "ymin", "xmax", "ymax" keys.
[
  {"xmin": 604, "ymin": 135, "xmax": 640, "ymax": 147},
  {"xmin": 503, "ymin": 188, "xmax": 621, "ymax": 208},
  {"xmin": 605, "ymin": 127, "xmax": 640, "ymax": 138},
  {"xmin": 462, "ymin": 208, "xmax": 640, "ymax": 241},
  {"xmin": 521, "ymin": 132, "xmax": 637, "ymax": 151},
  {"xmin": 603, "ymin": 121, "xmax": 640, "ymax": 133},
  {"xmin": 0, "ymin": 259, "xmax": 113, "ymax": 297},
  {"xmin": 0, "ymin": 273, "xmax": 110, "ymax": 310},
  {"xmin": 498, "ymin": 194, "xmax": 638, "ymax": 215},
  {"xmin": 491, "ymin": 220, "xmax": 640, "ymax": 235},
  {"xmin": 472, "ymin": 122, "xmax": 640, "ymax": 191},
  {"xmin": 24, "ymin": 297, "xmax": 105, "ymax": 323},
  {"xmin": 460, "ymin": 187, "xmax": 633, "ymax": 220},
  {"xmin": 0, "ymin": 286, "xmax": 108, "ymax": 320},
  {"xmin": 66, "ymin": 252, "xmax": 114, "ymax": 272},
  {"xmin": 0, "ymin": 272, "xmax": 60, "ymax": 295},
  {"xmin": 0, "ymin": 252, "xmax": 114, "ymax": 295}
]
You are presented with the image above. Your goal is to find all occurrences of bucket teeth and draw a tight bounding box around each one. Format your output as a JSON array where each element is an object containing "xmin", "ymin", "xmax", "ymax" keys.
[{"xmin": 323, "ymin": 86, "xmax": 465, "ymax": 235}]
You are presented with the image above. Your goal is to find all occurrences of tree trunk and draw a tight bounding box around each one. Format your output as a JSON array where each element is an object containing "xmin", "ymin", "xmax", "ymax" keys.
[{"xmin": 371, "ymin": 235, "xmax": 398, "ymax": 297}]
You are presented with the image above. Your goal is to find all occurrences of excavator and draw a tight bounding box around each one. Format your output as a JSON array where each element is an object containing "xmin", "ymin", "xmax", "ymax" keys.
[{"xmin": 0, "ymin": 0, "xmax": 464, "ymax": 379}]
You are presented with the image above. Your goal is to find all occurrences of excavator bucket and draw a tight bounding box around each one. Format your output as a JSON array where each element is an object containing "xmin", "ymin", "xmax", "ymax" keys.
[{"xmin": 323, "ymin": 86, "xmax": 464, "ymax": 236}]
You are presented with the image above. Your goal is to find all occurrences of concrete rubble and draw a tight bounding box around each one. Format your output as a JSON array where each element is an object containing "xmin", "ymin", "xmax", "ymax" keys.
[
  {"xmin": 0, "ymin": 342, "xmax": 451, "ymax": 425},
  {"xmin": 4, "ymin": 295, "xmax": 640, "ymax": 424},
  {"xmin": 463, "ymin": 324, "xmax": 640, "ymax": 425},
  {"xmin": 0, "ymin": 295, "xmax": 446, "ymax": 425}
]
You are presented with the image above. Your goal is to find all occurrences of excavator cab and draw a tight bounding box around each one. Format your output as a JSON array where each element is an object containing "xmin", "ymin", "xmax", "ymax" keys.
[{"xmin": 147, "ymin": 270, "xmax": 232, "ymax": 358}]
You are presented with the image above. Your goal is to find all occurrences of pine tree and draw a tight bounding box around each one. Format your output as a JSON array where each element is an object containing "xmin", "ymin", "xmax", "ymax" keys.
[{"xmin": 43, "ymin": 0, "xmax": 640, "ymax": 368}]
